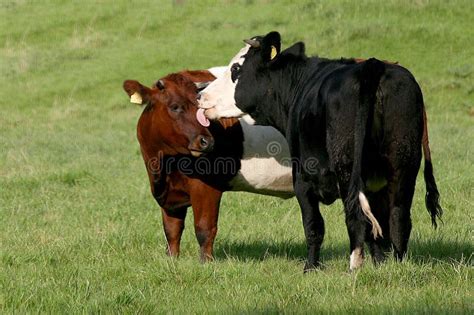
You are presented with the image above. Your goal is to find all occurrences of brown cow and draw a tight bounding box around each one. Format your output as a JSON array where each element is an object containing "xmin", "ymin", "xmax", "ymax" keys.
[
  {"xmin": 123, "ymin": 70, "xmax": 294, "ymax": 261},
  {"xmin": 123, "ymin": 71, "xmax": 221, "ymax": 261}
]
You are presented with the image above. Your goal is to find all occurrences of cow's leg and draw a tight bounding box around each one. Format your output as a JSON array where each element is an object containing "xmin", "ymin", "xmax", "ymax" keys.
[
  {"xmin": 294, "ymin": 176, "xmax": 325, "ymax": 272},
  {"xmin": 364, "ymin": 191, "xmax": 391, "ymax": 265},
  {"xmin": 345, "ymin": 209, "xmax": 367, "ymax": 271},
  {"xmin": 337, "ymin": 182, "xmax": 367, "ymax": 271},
  {"xmin": 190, "ymin": 185, "xmax": 222, "ymax": 262},
  {"xmin": 161, "ymin": 207, "xmax": 187, "ymax": 257},
  {"xmin": 387, "ymin": 168, "xmax": 418, "ymax": 260}
]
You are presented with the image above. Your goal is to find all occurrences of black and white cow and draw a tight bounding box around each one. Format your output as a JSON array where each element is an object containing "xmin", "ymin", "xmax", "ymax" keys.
[
  {"xmin": 199, "ymin": 31, "xmax": 443, "ymax": 271},
  {"xmin": 205, "ymin": 68, "xmax": 294, "ymax": 197}
]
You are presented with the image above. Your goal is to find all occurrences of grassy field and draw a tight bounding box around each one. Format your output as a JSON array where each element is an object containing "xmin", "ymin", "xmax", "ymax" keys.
[{"xmin": 1, "ymin": 0, "xmax": 472, "ymax": 313}]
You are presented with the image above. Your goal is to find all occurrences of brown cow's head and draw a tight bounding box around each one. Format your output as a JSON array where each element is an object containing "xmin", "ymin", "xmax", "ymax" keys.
[{"xmin": 123, "ymin": 73, "xmax": 214, "ymax": 157}]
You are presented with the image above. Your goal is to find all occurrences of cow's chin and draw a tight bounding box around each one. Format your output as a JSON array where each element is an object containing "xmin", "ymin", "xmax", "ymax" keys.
[
  {"xmin": 204, "ymin": 107, "xmax": 246, "ymax": 120},
  {"xmin": 190, "ymin": 150, "xmax": 203, "ymax": 157}
]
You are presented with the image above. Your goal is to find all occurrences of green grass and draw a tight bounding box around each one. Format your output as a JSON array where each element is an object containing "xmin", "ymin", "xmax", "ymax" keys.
[{"xmin": 1, "ymin": 0, "xmax": 473, "ymax": 313}]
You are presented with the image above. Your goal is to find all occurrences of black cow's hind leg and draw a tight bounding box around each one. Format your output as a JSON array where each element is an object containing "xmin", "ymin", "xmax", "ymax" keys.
[
  {"xmin": 345, "ymin": 209, "xmax": 367, "ymax": 271},
  {"xmin": 294, "ymin": 176, "xmax": 325, "ymax": 272},
  {"xmin": 387, "ymin": 169, "xmax": 417, "ymax": 260},
  {"xmin": 365, "ymin": 191, "xmax": 391, "ymax": 265},
  {"xmin": 338, "ymin": 183, "xmax": 367, "ymax": 271}
]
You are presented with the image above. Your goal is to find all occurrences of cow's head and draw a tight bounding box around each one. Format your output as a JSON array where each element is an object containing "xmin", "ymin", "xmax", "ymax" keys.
[
  {"xmin": 199, "ymin": 31, "xmax": 306, "ymax": 124},
  {"xmin": 234, "ymin": 32, "xmax": 308, "ymax": 124},
  {"xmin": 123, "ymin": 73, "xmax": 215, "ymax": 157},
  {"xmin": 198, "ymin": 45, "xmax": 251, "ymax": 120}
]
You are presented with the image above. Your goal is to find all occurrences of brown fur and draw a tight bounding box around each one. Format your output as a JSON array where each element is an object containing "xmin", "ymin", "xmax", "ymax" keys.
[{"xmin": 124, "ymin": 70, "xmax": 240, "ymax": 261}]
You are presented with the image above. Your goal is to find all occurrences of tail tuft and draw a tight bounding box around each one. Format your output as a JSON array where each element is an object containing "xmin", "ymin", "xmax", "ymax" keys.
[
  {"xmin": 424, "ymin": 159, "xmax": 443, "ymax": 228},
  {"xmin": 359, "ymin": 192, "xmax": 383, "ymax": 239},
  {"xmin": 422, "ymin": 106, "xmax": 443, "ymax": 228}
]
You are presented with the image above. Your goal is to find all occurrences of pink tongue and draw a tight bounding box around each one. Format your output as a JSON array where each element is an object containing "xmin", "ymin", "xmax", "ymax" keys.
[{"xmin": 196, "ymin": 108, "xmax": 210, "ymax": 127}]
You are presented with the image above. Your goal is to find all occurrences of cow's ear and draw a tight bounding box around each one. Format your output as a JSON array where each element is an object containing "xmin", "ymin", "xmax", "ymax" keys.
[
  {"xmin": 123, "ymin": 80, "xmax": 151, "ymax": 105},
  {"xmin": 281, "ymin": 42, "xmax": 306, "ymax": 58},
  {"xmin": 194, "ymin": 81, "xmax": 211, "ymax": 92},
  {"xmin": 261, "ymin": 31, "xmax": 281, "ymax": 62}
]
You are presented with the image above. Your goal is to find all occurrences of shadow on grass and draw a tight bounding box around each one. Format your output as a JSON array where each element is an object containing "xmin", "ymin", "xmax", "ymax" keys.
[
  {"xmin": 214, "ymin": 239, "xmax": 351, "ymax": 264},
  {"xmin": 214, "ymin": 237, "xmax": 472, "ymax": 265},
  {"xmin": 409, "ymin": 238, "xmax": 473, "ymax": 264},
  {"xmin": 214, "ymin": 239, "xmax": 308, "ymax": 262}
]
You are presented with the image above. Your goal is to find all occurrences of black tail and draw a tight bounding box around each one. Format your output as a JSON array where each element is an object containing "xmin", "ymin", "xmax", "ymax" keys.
[
  {"xmin": 422, "ymin": 107, "xmax": 443, "ymax": 228},
  {"xmin": 347, "ymin": 58, "xmax": 385, "ymax": 238}
]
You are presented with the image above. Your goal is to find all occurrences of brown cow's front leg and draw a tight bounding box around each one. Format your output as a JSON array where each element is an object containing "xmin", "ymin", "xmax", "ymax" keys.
[
  {"xmin": 190, "ymin": 184, "xmax": 222, "ymax": 262},
  {"xmin": 161, "ymin": 207, "xmax": 187, "ymax": 257}
]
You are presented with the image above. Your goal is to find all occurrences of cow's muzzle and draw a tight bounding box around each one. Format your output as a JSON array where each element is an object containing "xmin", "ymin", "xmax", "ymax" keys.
[{"xmin": 189, "ymin": 135, "xmax": 215, "ymax": 157}]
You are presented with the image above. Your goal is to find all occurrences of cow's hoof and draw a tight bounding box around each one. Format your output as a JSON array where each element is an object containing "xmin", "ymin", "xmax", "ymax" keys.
[
  {"xmin": 371, "ymin": 254, "xmax": 387, "ymax": 266},
  {"xmin": 199, "ymin": 254, "xmax": 214, "ymax": 263},
  {"xmin": 303, "ymin": 262, "xmax": 320, "ymax": 273},
  {"xmin": 348, "ymin": 266, "xmax": 360, "ymax": 274},
  {"xmin": 166, "ymin": 249, "xmax": 179, "ymax": 258}
]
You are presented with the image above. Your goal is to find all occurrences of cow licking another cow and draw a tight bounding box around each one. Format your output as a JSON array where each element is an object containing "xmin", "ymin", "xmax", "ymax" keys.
[
  {"xmin": 198, "ymin": 31, "xmax": 443, "ymax": 272},
  {"xmin": 123, "ymin": 31, "xmax": 443, "ymax": 272}
]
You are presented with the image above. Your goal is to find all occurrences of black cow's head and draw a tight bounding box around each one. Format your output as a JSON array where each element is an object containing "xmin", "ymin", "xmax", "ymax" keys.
[{"xmin": 233, "ymin": 31, "xmax": 306, "ymax": 126}]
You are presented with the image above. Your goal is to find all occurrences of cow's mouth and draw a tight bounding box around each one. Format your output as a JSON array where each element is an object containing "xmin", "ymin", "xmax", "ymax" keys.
[
  {"xmin": 202, "ymin": 107, "xmax": 219, "ymax": 120},
  {"xmin": 203, "ymin": 107, "xmax": 247, "ymax": 120},
  {"xmin": 188, "ymin": 135, "xmax": 214, "ymax": 157},
  {"xmin": 190, "ymin": 150, "xmax": 203, "ymax": 157}
]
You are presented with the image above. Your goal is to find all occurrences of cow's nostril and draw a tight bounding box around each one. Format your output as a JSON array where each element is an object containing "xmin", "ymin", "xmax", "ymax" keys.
[
  {"xmin": 200, "ymin": 137, "xmax": 208, "ymax": 148},
  {"xmin": 196, "ymin": 93, "xmax": 202, "ymax": 101}
]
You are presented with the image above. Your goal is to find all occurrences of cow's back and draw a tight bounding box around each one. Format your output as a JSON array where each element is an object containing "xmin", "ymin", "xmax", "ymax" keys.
[
  {"xmin": 376, "ymin": 64, "xmax": 424, "ymax": 170},
  {"xmin": 378, "ymin": 65, "xmax": 424, "ymax": 142},
  {"xmin": 288, "ymin": 60, "xmax": 425, "ymax": 196}
]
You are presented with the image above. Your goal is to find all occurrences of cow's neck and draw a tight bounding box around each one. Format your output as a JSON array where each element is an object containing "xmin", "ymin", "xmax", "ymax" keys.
[
  {"xmin": 263, "ymin": 60, "xmax": 310, "ymax": 136},
  {"xmin": 264, "ymin": 57, "xmax": 345, "ymax": 136}
]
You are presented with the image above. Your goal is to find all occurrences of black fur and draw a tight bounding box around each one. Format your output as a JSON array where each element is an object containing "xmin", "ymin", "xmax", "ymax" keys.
[{"xmin": 346, "ymin": 58, "xmax": 386, "ymax": 217}]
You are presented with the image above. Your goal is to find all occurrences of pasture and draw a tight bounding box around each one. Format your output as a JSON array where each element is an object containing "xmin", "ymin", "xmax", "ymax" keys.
[{"xmin": 1, "ymin": 0, "xmax": 472, "ymax": 313}]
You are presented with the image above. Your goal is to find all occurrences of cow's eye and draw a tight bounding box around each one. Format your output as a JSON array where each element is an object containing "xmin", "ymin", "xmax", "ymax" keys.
[
  {"xmin": 169, "ymin": 104, "xmax": 182, "ymax": 113},
  {"xmin": 230, "ymin": 63, "xmax": 241, "ymax": 83}
]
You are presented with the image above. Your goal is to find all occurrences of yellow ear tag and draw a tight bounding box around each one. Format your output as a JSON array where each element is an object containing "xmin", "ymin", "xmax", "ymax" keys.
[
  {"xmin": 270, "ymin": 46, "xmax": 278, "ymax": 60},
  {"xmin": 130, "ymin": 92, "xmax": 142, "ymax": 104}
]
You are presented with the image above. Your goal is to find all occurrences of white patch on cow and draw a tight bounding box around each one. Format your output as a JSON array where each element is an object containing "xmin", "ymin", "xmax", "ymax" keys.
[
  {"xmin": 205, "ymin": 106, "xmax": 246, "ymax": 120},
  {"xmin": 198, "ymin": 45, "xmax": 250, "ymax": 119},
  {"xmin": 207, "ymin": 66, "xmax": 227, "ymax": 79},
  {"xmin": 240, "ymin": 114, "xmax": 256, "ymax": 125},
  {"xmin": 229, "ymin": 115, "xmax": 294, "ymax": 198},
  {"xmin": 359, "ymin": 192, "xmax": 383, "ymax": 239},
  {"xmin": 350, "ymin": 247, "xmax": 364, "ymax": 271}
]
